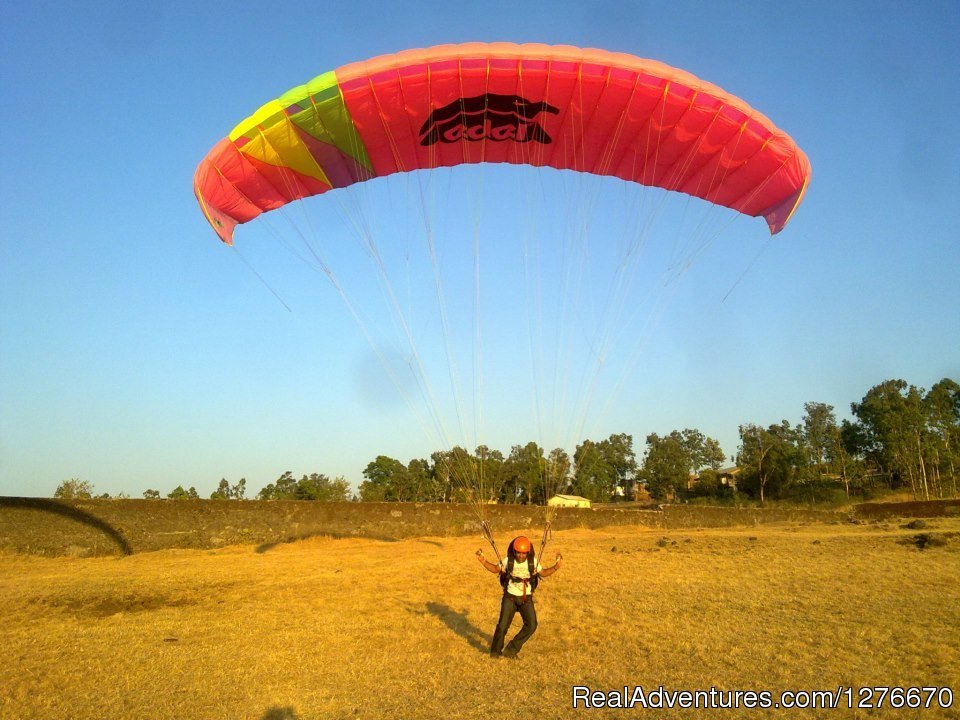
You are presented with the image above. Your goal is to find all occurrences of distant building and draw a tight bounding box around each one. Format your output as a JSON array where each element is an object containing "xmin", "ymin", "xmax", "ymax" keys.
[
  {"xmin": 718, "ymin": 466, "xmax": 742, "ymax": 490},
  {"xmin": 687, "ymin": 467, "xmax": 741, "ymax": 491},
  {"xmin": 547, "ymin": 494, "xmax": 591, "ymax": 508}
]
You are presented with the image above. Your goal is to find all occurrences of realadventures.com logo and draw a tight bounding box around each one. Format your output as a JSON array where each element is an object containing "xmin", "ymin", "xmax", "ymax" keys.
[{"xmin": 419, "ymin": 94, "xmax": 560, "ymax": 146}]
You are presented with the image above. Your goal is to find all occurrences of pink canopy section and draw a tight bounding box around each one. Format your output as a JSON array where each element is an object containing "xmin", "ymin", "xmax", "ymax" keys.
[{"xmin": 195, "ymin": 43, "xmax": 810, "ymax": 244}]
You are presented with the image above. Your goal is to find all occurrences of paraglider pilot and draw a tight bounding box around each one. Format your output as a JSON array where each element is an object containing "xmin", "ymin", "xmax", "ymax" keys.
[{"xmin": 476, "ymin": 535, "xmax": 562, "ymax": 658}]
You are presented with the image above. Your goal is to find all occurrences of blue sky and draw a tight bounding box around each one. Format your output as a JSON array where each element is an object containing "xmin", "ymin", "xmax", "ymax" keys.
[{"xmin": 1, "ymin": 1, "xmax": 958, "ymax": 498}]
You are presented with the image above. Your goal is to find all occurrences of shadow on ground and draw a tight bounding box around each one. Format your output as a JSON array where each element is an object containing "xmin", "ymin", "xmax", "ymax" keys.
[
  {"xmin": 0, "ymin": 497, "xmax": 132, "ymax": 555},
  {"xmin": 425, "ymin": 601, "xmax": 490, "ymax": 654},
  {"xmin": 261, "ymin": 707, "xmax": 299, "ymax": 720},
  {"xmin": 255, "ymin": 531, "xmax": 399, "ymax": 554}
]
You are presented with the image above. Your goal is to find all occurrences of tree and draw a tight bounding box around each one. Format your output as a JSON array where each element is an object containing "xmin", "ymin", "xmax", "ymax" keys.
[
  {"xmin": 257, "ymin": 471, "xmax": 351, "ymax": 501},
  {"xmin": 258, "ymin": 471, "xmax": 299, "ymax": 500},
  {"xmin": 924, "ymin": 379, "xmax": 960, "ymax": 497},
  {"xmin": 168, "ymin": 485, "xmax": 200, "ymax": 500},
  {"xmin": 210, "ymin": 478, "xmax": 232, "ymax": 500},
  {"xmin": 294, "ymin": 473, "xmax": 351, "ymax": 501},
  {"xmin": 796, "ymin": 401, "xmax": 868, "ymax": 500},
  {"xmin": 433, "ymin": 446, "xmax": 478, "ymax": 503},
  {"xmin": 545, "ymin": 447, "xmax": 572, "ymax": 500},
  {"xmin": 637, "ymin": 429, "xmax": 723, "ymax": 500},
  {"xmin": 826, "ymin": 422, "xmax": 857, "ymax": 497},
  {"xmin": 572, "ymin": 439, "xmax": 615, "ymax": 502},
  {"xmin": 678, "ymin": 429, "xmax": 726, "ymax": 477},
  {"xmin": 802, "ymin": 402, "xmax": 835, "ymax": 478},
  {"xmin": 737, "ymin": 421, "xmax": 803, "ymax": 503},
  {"xmin": 678, "ymin": 429, "xmax": 707, "ymax": 471},
  {"xmin": 573, "ymin": 434, "xmax": 637, "ymax": 501},
  {"xmin": 502, "ymin": 442, "xmax": 547, "ymax": 504},
  {"xmin": 852, "ymin": 380, "xmax": 932, "ymax": 499},
  {"xmin": 143, "ymin": 489, "xmax": 161, "ymax": 500},
  {"xmin": 359, "ymin": 456, "xmax": 408, "ymax": 501},
  {"xmin": 474, "ymin": 445, "xmax": 507, "ymax": 504},
  {"xmin": 638, "ymin": 433, "xmax": 689, "ymax": 500},
  {"xmin": 408, "ymin": 457, "xmax": 441, "ymax": 502},
  {"xmin": 701, "ymin": 437, "xmax": 726, "ymax": 471},
  {"xmin": 54, "ymin": 478, "xmax": 94, "ymax": 500},
  {"xmin": 602, "ymin": 433, "xmax": 638, "ymax": 499}
]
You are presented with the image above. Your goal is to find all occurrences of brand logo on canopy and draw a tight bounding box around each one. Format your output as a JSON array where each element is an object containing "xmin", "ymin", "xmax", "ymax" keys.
[{"xmin": 419, "ymin": 94, "xmax": 560, "ymax": 146}]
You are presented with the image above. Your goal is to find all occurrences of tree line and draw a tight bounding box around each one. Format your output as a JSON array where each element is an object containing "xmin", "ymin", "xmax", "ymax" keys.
[
  {"xmin": 353, "ymin": 376, "xmax": 959, "ymax": 504},
  {"xmin": 53, "ymin": 376, "xmax": 957, "ymax": 505},
  {"xmin": 54, "ymin": 472, "xmax": 352, "ymax": 502}
]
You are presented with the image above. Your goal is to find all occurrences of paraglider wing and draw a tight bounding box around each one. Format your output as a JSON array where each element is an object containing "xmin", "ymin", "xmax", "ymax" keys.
[{"xmin": 194, "ymin": 43, "xmax": 810, "ymax": 244}]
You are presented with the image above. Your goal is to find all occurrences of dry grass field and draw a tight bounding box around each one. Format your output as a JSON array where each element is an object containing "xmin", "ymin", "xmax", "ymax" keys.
[{"xmin": 2, "ymin": 518, "xmax": 958, "ymax": 719}]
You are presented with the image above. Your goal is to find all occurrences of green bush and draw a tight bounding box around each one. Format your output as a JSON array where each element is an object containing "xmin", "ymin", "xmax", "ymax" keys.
[{"xmin": 54, "ymin": 479, "xmax": 94, "ymax": 499}]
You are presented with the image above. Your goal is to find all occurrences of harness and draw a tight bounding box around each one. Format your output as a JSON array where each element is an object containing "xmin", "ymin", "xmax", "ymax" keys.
[{"xmin": 499, "ymin": 554, "xmax": 539, "ymax": 602}]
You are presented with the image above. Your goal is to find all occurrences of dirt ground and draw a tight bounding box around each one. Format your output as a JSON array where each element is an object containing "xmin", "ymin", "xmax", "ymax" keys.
[{"xmin": 1, "ymin": 519, "xmax": 958, "ymax": 719}]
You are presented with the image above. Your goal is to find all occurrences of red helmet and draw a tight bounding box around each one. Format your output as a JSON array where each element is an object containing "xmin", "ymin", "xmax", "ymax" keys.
[{"xmin": 513, "ymin": 536, "xmax": 532, "ymax": 553}]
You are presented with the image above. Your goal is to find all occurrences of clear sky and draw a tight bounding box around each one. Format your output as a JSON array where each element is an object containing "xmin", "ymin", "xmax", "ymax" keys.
[{"xmin": 1, "ymin": 1, "xmax": 958, "ymax": 498}]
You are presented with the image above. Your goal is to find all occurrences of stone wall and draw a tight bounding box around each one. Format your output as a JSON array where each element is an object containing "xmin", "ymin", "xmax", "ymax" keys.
[
  {"xmin": 8, "ymin": 496, "xmax": 941, "ymax": 557},
  {"xmin": 0, "ymin": 498, "xmax": 662, "ymax": 556}
]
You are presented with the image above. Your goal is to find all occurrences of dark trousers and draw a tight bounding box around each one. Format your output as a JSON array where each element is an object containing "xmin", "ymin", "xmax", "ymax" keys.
[{"xmin": 490, "ymin": 593, "xmax": 538, "ymax": 655}]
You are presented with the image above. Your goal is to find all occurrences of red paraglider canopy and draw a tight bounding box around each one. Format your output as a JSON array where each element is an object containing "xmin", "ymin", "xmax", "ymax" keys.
[{"xmin": 195, "ymin": 43, "xmax": 810, "ymax": 244}]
